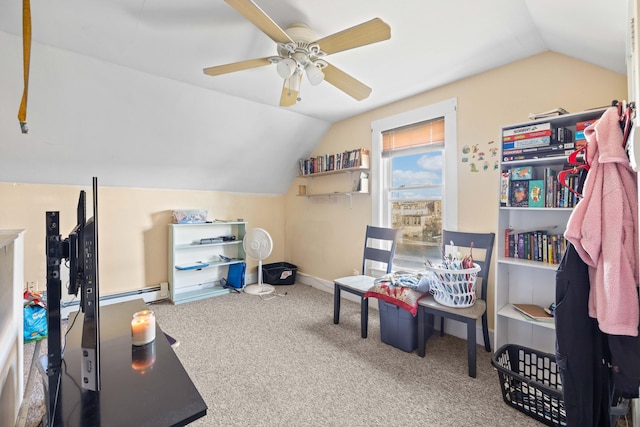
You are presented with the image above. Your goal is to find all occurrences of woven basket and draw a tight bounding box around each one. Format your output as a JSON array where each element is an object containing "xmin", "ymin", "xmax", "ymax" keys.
[{"xmin": 425, "ymin": 263, "xmax": 481, "ymax": 308}]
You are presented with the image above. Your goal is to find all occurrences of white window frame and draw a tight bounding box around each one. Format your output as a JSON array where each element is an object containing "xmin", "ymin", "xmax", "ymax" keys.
[{"xmin": 371, "ymin": 98, "xmax": 458, "ymax": 262}]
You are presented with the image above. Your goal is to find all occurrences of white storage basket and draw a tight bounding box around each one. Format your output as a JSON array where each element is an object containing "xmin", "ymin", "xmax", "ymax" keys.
[{"xmin": 425, "ymin": 263, "xmax": 481, "ymax": 308}]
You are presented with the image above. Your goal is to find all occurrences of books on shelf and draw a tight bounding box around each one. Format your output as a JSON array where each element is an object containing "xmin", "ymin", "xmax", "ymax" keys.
[
  {"xmin": 512, "ymin": 303, "xmax": 555, "ymax": 323},
  {"xmin": 299, "ymin": 148, "xmax": 370, "ymax": 175},
  {"xmin": 500, "ymin": 165, "xmax": 578, "ymax": 208},
  {"xmin": 503, "ymin": 227, "xmax": 566, "ymax": 264}
]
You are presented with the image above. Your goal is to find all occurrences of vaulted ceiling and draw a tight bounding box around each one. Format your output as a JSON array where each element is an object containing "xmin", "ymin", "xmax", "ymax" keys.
[{"xmin": 0, "ymin": 0, "xmax": 629, "ymax": 193}]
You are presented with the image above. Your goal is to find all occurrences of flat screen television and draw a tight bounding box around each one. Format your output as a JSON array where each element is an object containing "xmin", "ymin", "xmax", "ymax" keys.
[{"xmin": 45, "ymin": 177, "xmax": 101, "ymax": 422}]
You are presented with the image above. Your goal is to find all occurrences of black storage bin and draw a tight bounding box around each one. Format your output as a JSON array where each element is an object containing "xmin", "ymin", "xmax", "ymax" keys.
[
  {"xmin": 378, "ymin": 300, "xmax": 417, "ymax": 352},
  {"xmin": 262, "ymin": 262, "xmax": 297, "ymax": 285}
]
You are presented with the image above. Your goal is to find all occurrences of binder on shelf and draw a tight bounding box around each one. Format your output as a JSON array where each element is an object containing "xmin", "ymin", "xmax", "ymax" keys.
[{"xmin": 512, "ymin": 304, "xmax": 554, "ymax": 323}]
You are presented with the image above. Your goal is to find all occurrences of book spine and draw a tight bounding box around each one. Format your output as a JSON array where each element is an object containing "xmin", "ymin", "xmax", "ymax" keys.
[
  {"xmin": 504, "ymin": 229, "xmax": 511, "ymax": 257},
  {"xmin": 503, "ymin": 136, "xmax": 552, "ymax": 150},
  {"xmin": 500, "ymin": 170, "xmax": 510, "ymax": 206},
  {"xmin": 503, "ymin": 142, "xmax": 574, "ymax": 156},
  {"xmin": 502, "ymin": 122, "xmax": 551, "ymax": 138},
  {"xmin": 502, "ymin": 149, "xmax": 573, "ymax": 162},
  {"xmin": 502, "ymin": 129, "xmax": 552, "ymax": 142}
]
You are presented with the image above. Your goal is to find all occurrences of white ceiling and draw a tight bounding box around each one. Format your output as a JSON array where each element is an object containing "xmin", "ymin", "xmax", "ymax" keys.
[
  {"xmin": 0, "ymin": 0, "xmax": 628, "ymax": 123},
  {"xmin": 0, "ymin": 0, "xmax": 630, "ymax": 194}
]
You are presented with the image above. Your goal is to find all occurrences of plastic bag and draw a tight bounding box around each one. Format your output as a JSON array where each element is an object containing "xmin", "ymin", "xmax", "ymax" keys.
[{"xmin": 24, "ymin": 303, "xmax": 47, "ymax": 342}]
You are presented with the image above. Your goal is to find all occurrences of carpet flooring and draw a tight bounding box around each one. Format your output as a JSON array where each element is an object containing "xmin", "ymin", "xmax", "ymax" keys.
[{"xmin": 21, "ymin": 283, "xmax": 605, "ymax": 426}]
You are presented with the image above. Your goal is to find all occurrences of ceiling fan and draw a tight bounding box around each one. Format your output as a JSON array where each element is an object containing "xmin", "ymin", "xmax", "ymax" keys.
[{"xmin": 203, "ymin": 0, "xmax": 391, "ymax": 107}]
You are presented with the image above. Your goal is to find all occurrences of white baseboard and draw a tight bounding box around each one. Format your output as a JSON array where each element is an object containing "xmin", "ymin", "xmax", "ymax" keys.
[
  {"xmin": 59, "ymin": 282, "xmax": 170, "ymax": 319},
  {"xmin": 296, "ymin": 271, "xmax": 493, "ymax": 348}
]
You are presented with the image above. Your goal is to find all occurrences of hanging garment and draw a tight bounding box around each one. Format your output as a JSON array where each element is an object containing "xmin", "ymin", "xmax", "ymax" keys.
[
  {"xmin": 564, "ymin": 106, "xmax": 639, "ymax": 336},
  {"xmin": 556, "ymin": 242, "xmax": 611, "ymax": 427}
]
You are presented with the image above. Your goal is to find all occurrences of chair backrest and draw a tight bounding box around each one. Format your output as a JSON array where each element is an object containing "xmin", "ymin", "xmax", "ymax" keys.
[
  {"xmin": 362, "ymin": 225, "xmax": 399, "ymax": 275},
  {"xmin": 441, "ymin": 230, "xmax": 495, "ymax": 301}
]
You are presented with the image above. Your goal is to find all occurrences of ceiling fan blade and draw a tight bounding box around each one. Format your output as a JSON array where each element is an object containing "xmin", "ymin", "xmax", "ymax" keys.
[
  {"xmin": 225, "ymin": 0, "xmax": 294, "ymax": 44},
  {"xmin": 322, "ymin": 63, "xmax": 372, "ymax": 101},
  {"xmin": 314, "ymin": 18, "xmax": 390, "ymax": 55},
  {"xmin": 280, "ymin": 75, "xmax": 302, "ymax": 107},
  {"xmin": 203, "ymin": 57, "xmax": 271, "ymax": 76}
]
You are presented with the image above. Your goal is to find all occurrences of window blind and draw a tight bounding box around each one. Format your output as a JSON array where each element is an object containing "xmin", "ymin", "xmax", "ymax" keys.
[{"xmin": 382, "ymin": 117, "xmax": 444, "ymax": 156}]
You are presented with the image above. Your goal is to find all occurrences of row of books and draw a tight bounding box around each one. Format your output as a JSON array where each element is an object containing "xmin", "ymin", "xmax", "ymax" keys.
[
  {"xmin": 299, "ymin": 148, "xmax": 370, "ymax": 175},
  {"xmin": 504, "ymin": 228, "xmax": 567, "ymax": 264},
  {"xmin": 501, "ymin": 166, "xmax": 581, "ymax": 208}
]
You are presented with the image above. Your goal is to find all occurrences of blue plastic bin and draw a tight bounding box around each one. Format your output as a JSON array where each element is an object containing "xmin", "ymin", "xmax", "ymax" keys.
[{"xmin": 378, "ymin": 300, "xmax": 417, "ymax": 352}]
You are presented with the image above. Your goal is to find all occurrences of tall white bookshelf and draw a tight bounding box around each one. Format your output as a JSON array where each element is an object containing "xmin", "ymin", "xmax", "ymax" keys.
[{"xmin": 494, "ymin": 108, "xmax": 606, "ymax": 354}]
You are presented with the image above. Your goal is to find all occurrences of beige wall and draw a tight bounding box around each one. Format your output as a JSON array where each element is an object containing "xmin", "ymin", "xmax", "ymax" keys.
[
  {"xmin": 0, "ymin": 52, "xmax": 628, "ymax": 323},
  {"xmin": 0, "ymin": 182, "xmax": 285, "ymax": 295},
  {"xmin": 284, "ymin": 51, "xmax": 627, "ymax": 327}
]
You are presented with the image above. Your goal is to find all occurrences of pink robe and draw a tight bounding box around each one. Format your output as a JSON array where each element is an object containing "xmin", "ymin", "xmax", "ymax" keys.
[{"xmin": 564, "ymin": 106, "xmax": 639, "ymax": 336}]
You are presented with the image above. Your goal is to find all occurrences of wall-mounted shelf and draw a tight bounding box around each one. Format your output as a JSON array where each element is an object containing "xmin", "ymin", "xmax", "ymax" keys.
[
  {"xmin": 298, "ymin": 166, "xmax": 369, "ymax": 178},
  {"xmin": 297, "ymin": 166, "xmax": 369, "ymax": 208}
]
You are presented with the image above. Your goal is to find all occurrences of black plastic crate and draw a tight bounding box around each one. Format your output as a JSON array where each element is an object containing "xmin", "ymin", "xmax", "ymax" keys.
[
  {"xmin": 262, "ymin": 262, "xmax": 297, "ymax": 285},
  {"xmin": 492, "ymin": 344, "xmax": 566, "ymax": 426}
]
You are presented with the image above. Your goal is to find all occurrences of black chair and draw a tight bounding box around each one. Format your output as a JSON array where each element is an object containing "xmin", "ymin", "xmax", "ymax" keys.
[
  {"xmin": 417, "ymin": 230, "xmax": 495, "ymax": 378},
  {"xmin": 333, "ymin": 225, "xmax": 399, "ymax": 338}
]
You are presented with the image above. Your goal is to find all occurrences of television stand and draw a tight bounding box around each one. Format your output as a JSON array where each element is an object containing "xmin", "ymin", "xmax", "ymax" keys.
[{"xmin": 50, "ymin": 299, "xmax": 206, "ymax": 426}]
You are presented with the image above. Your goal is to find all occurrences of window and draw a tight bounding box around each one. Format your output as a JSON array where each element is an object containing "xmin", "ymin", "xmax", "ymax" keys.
[{"xmin": 371, "ymin": 98, "xmax": 458, "ymax": 270}]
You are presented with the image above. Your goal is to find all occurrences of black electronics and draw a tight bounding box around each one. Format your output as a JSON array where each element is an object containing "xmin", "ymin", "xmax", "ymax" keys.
[{"xmin": 45, "ymin": 177, "xmax": 101, "ymax": 424}]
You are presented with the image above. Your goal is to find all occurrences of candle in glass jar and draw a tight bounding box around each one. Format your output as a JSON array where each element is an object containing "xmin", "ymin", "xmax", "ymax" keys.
[{"xmin": 131, "ymin": 310, "xmax": 156, "ymax": 346}]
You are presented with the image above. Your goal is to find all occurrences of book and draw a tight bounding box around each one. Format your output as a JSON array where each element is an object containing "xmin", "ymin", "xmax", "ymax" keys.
[
  {"xmin": 510, "ymin": 180, "xmax": 529, "ymax": 207},
  {"xmin": 576, "ymin": 119, "xmax": 598, "ymax": 131},
  {"xmin": 502, "ymin": 149, "xmax": 573, "ymax": 162},
  {"xmin": 527, "ymin": 108, "xmax": 569, "ymax": 120},
  {"xmin": 512, "ymin": 303, "xmax": 554, "ymax": 322},
  {"xmin": 503, "ymin": 135, "xmax": 551, "ymax": 150},
  {"xmin": 528, "ymin": 180, "xmax": 545, "ymax": 208},
  {"xmin": 510, "ymin": 166, "xmax": 533, "ymax": 180},
  {"xmin": 502, "ymin": 129, "xmax": 552, "ymax": 142},
  {"xmin": 503, "ymin": 142, "xmax": 574, "ymax": 156},
  {"xmin": 544, "ymin": 167, "xmax": 556, "ymax": 208},
  {"xmin": 503, "ymin": 122, "xmax": 551, "ymax": 139},
  {"xmin": 500, "ymin": 171, "xmax": 510, "ymax": 206}
]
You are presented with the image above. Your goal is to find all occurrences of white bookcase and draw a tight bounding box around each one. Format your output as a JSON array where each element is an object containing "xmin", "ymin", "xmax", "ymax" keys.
[
  {"xmin": 494, "ymin": 108, "xmax": 606, "ymax": 354},
  {"xmin": 168, "ymin": 222, "xmax": 246, "ymax": 304}
]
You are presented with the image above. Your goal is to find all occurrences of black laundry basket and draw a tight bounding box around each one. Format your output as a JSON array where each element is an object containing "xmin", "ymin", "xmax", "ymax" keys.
[
  {"xmin": 262, "ymin": 262, "xmax": 297, "ymax": 285},
  {"xmin": 492, "ymin": 344, "xmax": 566, "ymax": 426}
]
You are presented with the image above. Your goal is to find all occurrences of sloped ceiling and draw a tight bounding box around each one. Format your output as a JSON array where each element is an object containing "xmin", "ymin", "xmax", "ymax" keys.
[{"xmin": 0, "ymin": 0, "xmax": 629, "ymax": 193}]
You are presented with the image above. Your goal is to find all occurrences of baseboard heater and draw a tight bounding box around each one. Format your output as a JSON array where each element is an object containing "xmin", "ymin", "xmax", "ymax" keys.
[{"xmin": 59, "ymin": 282, "xmax": 169, "ymax": 320}]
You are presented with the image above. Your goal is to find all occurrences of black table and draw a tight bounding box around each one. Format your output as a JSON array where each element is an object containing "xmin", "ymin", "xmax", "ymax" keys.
[{"xmin": 52, "ymin": 299, "xmax": 207, "ymax": 426}]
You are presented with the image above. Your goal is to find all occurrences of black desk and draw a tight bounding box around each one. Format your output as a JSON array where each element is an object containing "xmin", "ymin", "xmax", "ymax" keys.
[{"xmin": 52, "ymin": 299, "xmax": 207, "ymax": 426}]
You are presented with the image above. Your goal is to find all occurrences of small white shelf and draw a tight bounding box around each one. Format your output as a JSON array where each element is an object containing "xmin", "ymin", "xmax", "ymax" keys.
[
  {"xmin": 171, "ymin": 285, "xmax": 231, "ymax": 305},
  {"xmin": 175, "ymin": 241, "xmax": 243, "ymax": 250},
  {"xmin": 168, "ymin": 222, "xmax": 246, "ymax": 304},
  {"xmin": 497, "ymin": 256, "xmax": 561, "ymax": 271},
  {"xmin": 497, "ymin": 305, "xmax": 556, "ymax": 330}
]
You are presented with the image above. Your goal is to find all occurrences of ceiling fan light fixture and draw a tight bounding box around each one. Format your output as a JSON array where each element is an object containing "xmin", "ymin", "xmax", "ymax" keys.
[
  {"xmin": 305, "ymin": 63, "xmax": 324, "ymax": 86},
  {"xmin": 276, "ymin": 58, "xmax": 297, "ymax": 79}
]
